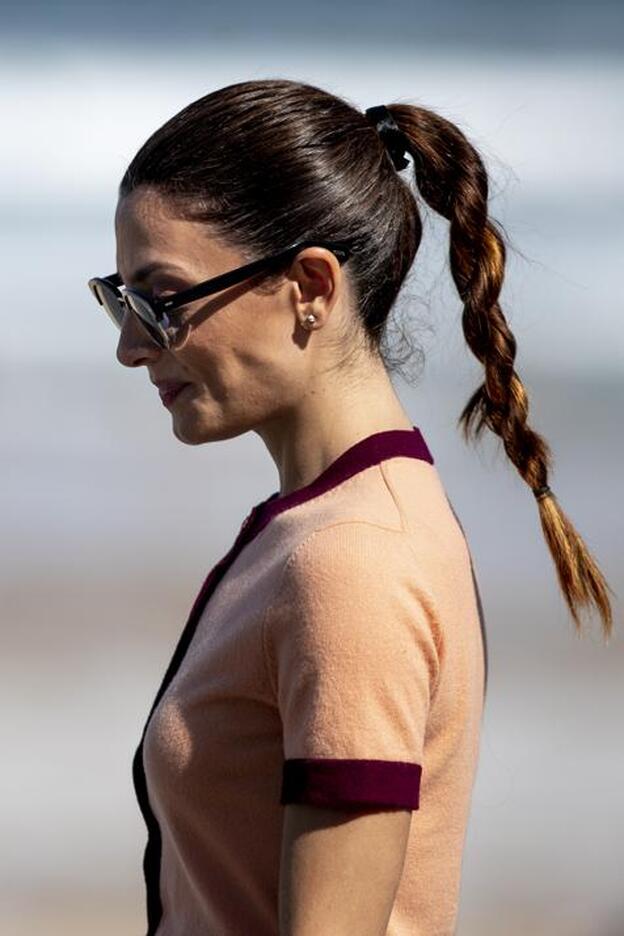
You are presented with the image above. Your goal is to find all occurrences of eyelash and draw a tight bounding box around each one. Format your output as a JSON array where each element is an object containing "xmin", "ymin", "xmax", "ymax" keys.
[
  {"xmin": 153, "ymin": 291, "xmax": 181, "ymax": 304},
  {"xmin": 149, "ymin": 287, "xmax": 190, "ymax": 317},
  {"xmin": 155, "ymin": 297, "xmax": 188, "ymax": 319}
]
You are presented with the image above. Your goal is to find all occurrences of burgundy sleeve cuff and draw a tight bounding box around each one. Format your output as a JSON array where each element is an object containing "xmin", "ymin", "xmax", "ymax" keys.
[{"xmin": 280, "ymin": 758, "xmax": 422, "ymax": 810}]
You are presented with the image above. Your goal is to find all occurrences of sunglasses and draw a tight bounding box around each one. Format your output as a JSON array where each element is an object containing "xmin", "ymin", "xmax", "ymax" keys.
[{"xmin": 87, "ymin": 239, "xmax": 352, "ymax": 351}]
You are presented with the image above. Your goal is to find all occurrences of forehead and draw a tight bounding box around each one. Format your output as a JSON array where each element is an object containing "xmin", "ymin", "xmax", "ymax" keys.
[
  {"xmin": 115, "ymin": 189, "xmax": 192, "ymax": 261},
  {"xmin": 114, "ymin": 188, "xmax": 217, "ymax": 283}
]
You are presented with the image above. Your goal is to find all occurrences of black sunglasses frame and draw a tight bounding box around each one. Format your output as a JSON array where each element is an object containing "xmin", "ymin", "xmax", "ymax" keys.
[{"xmin": 88, "ymin": 238, "xmax": 352, "ymax": 350}]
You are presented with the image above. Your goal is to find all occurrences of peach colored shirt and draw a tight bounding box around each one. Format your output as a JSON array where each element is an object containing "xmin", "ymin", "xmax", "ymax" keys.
[{"xmin": 133, "ymin": 426, "xmax": 488, "ymax": 935}]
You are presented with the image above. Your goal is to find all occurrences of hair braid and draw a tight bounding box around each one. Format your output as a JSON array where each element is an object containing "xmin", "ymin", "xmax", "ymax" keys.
[
  {"xmin": 388, "ymin": 103, "xmax": 615, "ymax": 640},
  {"xmin": 118, "ymin": 77, "xmax": 616, "ymax": 641}
]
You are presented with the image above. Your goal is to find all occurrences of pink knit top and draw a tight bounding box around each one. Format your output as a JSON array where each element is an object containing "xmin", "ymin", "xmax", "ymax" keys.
[{"xmin": 132, "ymin": 426, "xmax": 488, "ymax": 935}]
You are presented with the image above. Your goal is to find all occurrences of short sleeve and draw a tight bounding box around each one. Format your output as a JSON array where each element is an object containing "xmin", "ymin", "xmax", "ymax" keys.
[{"xmin": 263, "ymin": 521, "xmax": 443, "ymax": 812}]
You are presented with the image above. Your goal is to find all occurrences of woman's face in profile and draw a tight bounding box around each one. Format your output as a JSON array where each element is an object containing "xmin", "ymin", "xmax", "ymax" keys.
[{"xmin": 114, "ymin": 186, "xmax": 337, "ymax": 446}]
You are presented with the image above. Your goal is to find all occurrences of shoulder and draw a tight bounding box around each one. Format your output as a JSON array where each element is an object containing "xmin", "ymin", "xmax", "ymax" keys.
[
  {"xmin": 263, "ymin": 520, "xmax": 445, "ymax": 687},
  {"xmin": 279, "ymin": 519, "xmax": 440, "ymax": 609}
]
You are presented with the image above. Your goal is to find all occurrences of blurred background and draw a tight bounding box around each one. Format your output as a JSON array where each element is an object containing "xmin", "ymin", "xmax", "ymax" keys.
[{"xmin": 1, "ymin": 1, "xmax": 623, "ymax": 933}]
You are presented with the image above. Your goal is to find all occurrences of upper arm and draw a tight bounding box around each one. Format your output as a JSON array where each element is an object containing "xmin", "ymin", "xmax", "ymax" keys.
[
  {"xmin": 279, "ymin": 803, "xmax": 412, "ymax": 936},
  {"xmin": 265, "ymin": 521, "xmax": 443, "ymax": 934}
]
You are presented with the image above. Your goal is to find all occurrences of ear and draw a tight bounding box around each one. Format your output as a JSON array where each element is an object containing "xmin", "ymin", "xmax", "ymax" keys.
[{"xmin": 288, "ymin": 247, "xmax": 343, "ymax": 328}]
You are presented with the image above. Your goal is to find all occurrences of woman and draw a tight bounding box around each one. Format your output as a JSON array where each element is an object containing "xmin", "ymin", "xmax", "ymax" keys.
[{"xmin": 88, "ymin": 79, "xmax": 614, "ymax": 936}]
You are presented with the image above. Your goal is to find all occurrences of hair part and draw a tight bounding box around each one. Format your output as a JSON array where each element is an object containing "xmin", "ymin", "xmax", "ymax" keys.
[{"xmin": 119, "ymin": 78, "xmax": 615, "ymax": 640}]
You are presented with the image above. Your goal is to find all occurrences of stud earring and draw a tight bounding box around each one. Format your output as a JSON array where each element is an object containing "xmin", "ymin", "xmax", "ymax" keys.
[{"xmin": 303, "ymin": 313, "xmax": 317, "ymax": 329}]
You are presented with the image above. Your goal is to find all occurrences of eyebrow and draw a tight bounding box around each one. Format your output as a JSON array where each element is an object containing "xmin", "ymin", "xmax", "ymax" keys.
[{"xmin": 121, "ymin": 261, "xmax": 188, "ymax": 285}]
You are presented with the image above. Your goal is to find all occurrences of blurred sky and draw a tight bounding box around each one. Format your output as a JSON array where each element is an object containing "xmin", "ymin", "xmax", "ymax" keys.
[
  {"xmin": 3, "ymin": 0, "xmax": 624, "ymax": 50},
  {"xmin": 1, "ymin": 0, "xmax": 623, "ymax": 375}
]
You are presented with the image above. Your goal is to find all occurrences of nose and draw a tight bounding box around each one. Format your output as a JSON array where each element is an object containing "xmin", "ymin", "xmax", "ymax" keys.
[{"xmin": 115, "ymin": 308, "xmax": 162, "ymax": 368}]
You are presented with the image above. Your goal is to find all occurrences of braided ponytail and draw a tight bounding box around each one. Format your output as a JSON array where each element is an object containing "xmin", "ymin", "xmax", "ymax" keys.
[
  {"xmin": 384, "ymin": 103, "xmax": 615, "ymax": 640},
  {"xmin": 120, "ymin": 77, "xmax": 615, "ymax": 641}
]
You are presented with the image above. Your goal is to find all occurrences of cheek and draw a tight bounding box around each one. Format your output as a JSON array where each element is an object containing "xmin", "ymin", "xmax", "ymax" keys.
[
  {"xmin": 173, "ymin": 301, "xmax": 306, "ymax": 403},
  {"xmin": 170, "ymin": 331, "xmax": 228, "ymax": 388}
]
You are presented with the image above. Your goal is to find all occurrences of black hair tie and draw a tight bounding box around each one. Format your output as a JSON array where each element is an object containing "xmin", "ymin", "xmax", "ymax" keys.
[{"xmin": 365, "ymin": 105, "xmax": 410, "ymax": 172}]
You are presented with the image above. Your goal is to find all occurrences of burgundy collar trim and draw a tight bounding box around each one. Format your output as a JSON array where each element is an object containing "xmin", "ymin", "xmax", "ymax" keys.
[{"xmin": 252, "ymin": 425, "xmax": 433, "ymax": 530}]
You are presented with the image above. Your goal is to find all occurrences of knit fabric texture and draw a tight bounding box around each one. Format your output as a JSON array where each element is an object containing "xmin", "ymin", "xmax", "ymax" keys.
[{"xmin": 134, "ymin": 426, "xmax": 487, "ymax": 935}]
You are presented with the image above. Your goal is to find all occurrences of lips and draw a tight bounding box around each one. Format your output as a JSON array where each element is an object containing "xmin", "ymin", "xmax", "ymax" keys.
[{"xmin": 158, "ymin": 383, "xmax": 190, "ymax": 407}]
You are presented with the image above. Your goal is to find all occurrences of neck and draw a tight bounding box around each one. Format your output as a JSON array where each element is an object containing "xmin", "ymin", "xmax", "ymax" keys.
[{"xmin": 257, "ymin": 358, "xmax": 414, "ymax": 498}]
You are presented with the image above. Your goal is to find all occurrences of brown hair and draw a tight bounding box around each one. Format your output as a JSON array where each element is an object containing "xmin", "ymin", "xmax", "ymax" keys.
[{"xmin": 119, "ymin": 78, "xmax": 615, "ymax": 640}]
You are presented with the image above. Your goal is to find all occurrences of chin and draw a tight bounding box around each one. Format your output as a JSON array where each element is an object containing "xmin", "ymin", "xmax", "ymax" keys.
[
  {"xmin": 171, "ymin": 417, "xmax": 210, "ymax": 446},
  {"xmin": 170, "ymin": 411, "xmax": 239, "ymax": 446}
]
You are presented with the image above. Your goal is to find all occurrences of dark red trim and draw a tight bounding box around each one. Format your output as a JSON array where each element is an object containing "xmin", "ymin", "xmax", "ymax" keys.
[
  {"xmin": 281, "ymin": 758, "xmax": 422, "ymax": 810},
  {"xmin": 248, "ymin": 425, "xmax": 433, "ymax": 541}
]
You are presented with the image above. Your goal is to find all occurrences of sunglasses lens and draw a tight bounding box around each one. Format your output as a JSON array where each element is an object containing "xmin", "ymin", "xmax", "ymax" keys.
[
  {"xmin": 92, "ymin": 280, "xmax": 166, "ymax": 348},
  {"xmin": 124, "ymin": 292, "xmax": 166, "ymax": 347},
  {"xmin": 94, "ymin": 281, "xmax": 126, "ymax": 328}
]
